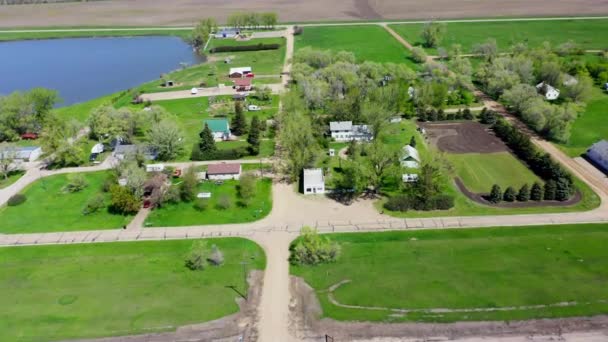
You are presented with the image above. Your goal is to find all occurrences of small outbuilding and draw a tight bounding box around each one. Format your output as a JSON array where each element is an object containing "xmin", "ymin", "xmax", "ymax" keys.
[
  {"xmin": 536, "ymin": 82, "xmax": 560, "ymax": 101},
  {"xmin": 587, "ymin": 140, "xmax": 608, "ymax": 172},
  {"xmin": 401, "ymin": 145, "xmax": 421, "ymax": 169},
  {"xmin": 207, "ymin": 163, "xmax": 242, "ymax": 180},
  {"xmin": 91, "ymin": 143, "xmax": 104, "ymax": 154},
  {"xmin": 402, "ymin": 173, "xmax": 419, "ymax": 183},
  {"xmin": 204, "ymin": 119, "xmax": 231, "ymax": 141},
  {"xmin": 303, "ymin": 168, "xmax": 325, "ymax": 195},
  {"xmin": 229, "ymin": 67, "xmax": 252, "ymax": 78},
  {"xmin": 146, "ymin": 164, "xmax": 165, "ymax": 173}
]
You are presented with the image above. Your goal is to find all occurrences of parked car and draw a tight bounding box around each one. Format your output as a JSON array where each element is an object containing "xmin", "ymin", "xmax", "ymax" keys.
[
  {"xmin": 248, "ymin": 104, "xmax": 261, "ymax": 111},
  {"xmin": 191, "ymin": 87, "xmax": 198, "ymax": 95},
  {"xmin": 245, "ymin": 73, "xmax": 255, "ymax": 78},
  {"xmin": 89, "ymin": 153, "xmax": 99, "ymax": 162},
  {"xmin": 20, "ymin": 132, "xmax": 38, "ymax": 140}
]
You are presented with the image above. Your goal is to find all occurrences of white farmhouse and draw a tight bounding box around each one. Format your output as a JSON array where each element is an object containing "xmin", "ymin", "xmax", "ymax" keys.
[
  {"xmin": 303, "ymin": 168, "xmax": 325, "ymax": 195},
  {"xmin": 207, "ymin": 163, "xmax": 242, "ymax": 180},
  {"xmin": 536, "ymin": 82, "xmax": 560, "ymax": 101},
  {"xmin": 401, "ymin": 145, "xmax": 421, "ymax": 169},
  {"xmin": 330, "ymin": 121, "xmax": 373, "ymax": 142}
]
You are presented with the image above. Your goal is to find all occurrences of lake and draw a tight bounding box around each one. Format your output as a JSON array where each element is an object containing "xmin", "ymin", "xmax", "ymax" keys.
[{"xmin": 0, "ymin": 36, "xmax": 204, "ymax": 106}]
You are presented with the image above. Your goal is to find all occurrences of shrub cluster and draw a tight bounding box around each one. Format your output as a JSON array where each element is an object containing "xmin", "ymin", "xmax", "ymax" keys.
[
  {"xmin": 7, "ymin": 194, "xmax": 26, "ymax": 206},
  {"xmin": 384, "ymin": 194, "xmax": 454, "ymax": 212},
  {"xmin": 209, "ymin": 43, "xmax": 280, "ymax": 53},
  {"xmin": 489, "ymin": 181, "xmax": 567, "ymax": 204},
  {"xmin": 185, "ymin": 241, "xmax": 224, "ymax": 271},
  {"xmin": 289, "ymin": 227, "xmax": 340, "ymax": 266}
]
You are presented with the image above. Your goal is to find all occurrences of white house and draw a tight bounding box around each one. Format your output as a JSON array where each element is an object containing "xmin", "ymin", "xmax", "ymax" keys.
[
  {"xmin": 214, "ymin": 29, "xmax": 239, "ymax": 39},
  {"xmin": 229, "ymin": 67, "xmax": 252, "ymax": 78},
  {"xmin": 536, "ymin": 82, "xmax": 560, "ymax": 100},
  {"xmin": 0, "ymin": 146, "xmax": 42, "ymax": 162},
  {"xmin": 401, "ymin": 145, "xmax": 421, "ymax": 169},
  {"xmin": 303, "ymin": 168, "xmax": 325, "ymax": 195},
  {"xmin": 330, "ymin": 121, "xmax": 373, "ymax": 142},
  {"xmin": 587, "ymin": 140, "xmax": 608, "ymax": 172},
  {"xmin": 207, "ymin": 163, "xmax": 242, "ymax": 180}
]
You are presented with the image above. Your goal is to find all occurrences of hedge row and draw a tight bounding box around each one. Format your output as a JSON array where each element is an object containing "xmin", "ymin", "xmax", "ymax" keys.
[{"xmin": 209, "ymin": 43, "xmax": 280, "ymax": 53}]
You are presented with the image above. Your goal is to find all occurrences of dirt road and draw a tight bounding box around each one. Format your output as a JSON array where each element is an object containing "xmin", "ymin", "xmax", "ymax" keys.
[
  {"xmin": 1, "ymin": 1, "xmax": 608, "ymax": 27},
  {"xmin": 140, "ymin": 83, "xmax": 283, "ymax": 102}
]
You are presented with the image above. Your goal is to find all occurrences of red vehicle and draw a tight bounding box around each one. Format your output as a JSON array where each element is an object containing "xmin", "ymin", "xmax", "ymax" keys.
[
  {"xmin": 173, "ymin": 169, "xmax": 182, "ymax": 178},
  {"xmin": 21, "ymin": 132, "xmax": 38, "ymax": 140},
  {"xmin": 245, "ymin": 73, "xmax": 255, "ymax": 78},
  {"xmin": 143, "ymin": 200, "xmax": 152, "ymax": 209}
]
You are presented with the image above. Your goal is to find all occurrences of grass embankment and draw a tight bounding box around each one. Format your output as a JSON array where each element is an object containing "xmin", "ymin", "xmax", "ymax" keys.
[
  {"xmin": 296, "ymin": 25, "xmax": 415, "ymax": 66},
  {"xmin": 0, "ymin": 238, "xmax": 265, "ymax": 341},
  {"xmin": 558, "ymin": 88, "xmax": 608, "ymax": 157},
  {"xmin": 0, "ymin": 27, "xmax": 191, "ymax": 42},
  {"xmin": 145, "ymin": 178, "xmax": 272, "ymax": 227},
  {"xmin": 447, "ymin": 152, "xmax": 542, "ymax": 193},
  {"xmin": 0, "ymin": 172, "xmax": 132, "ymax": 234},
  {"xmin": 389, "ymin": 19, "xmax": 608, "ymax": 54},
  {"xmin": 0, "ymin": 171, "xmax": 25, "ymax": 189},
  {"xmin": 292, "ymin": 224, "xmax": 608, "ymax": 322}
]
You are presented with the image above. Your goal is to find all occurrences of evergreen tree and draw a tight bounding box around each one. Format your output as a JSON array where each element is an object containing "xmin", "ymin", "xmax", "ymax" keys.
[
  {"xmin": 544, "ymin": 179, "xmax": 557, "ymax": 200},
  {"xmin": 517, "ymin": 184, "xmax": 530, "ymax": 202},
  {"xmin": 503, "ymin": 186, "xmax": 517, "ymax": 202},
  {"xmin": 437, "ymin": 108, "xmax": 446, "ymax": 121},
  {"xmin": 409, "ymin": 135, "xmax": 417, "ymax": 148},
  {"xmin": 530, "ymin": 182, "xmax": 543, "ymax": 201},
  {"xmin": 455, "ymin": 108, "xmax": 463, "ymax": 120},
  {"xmin": 231, "ymin": 101, "xmax": 247, "ymax": 136},
  {"xmin": 194, "ymin": 123, "xmax": 216, "ymax": 160},
  {"xmin": 247, "ymin": 116, "xmax": 261, "ymax": 155},
  {"xmin": 489, "ymin": 184, "xmax": 502, "ymax": 203},
  {"xmin": 463, "ymin": 108, "xmax": 474, "ymax": 120},
  {"xmin": 555, "ymin": 177, "xmax": 571, "ymax": 201},
  {"xmin": 429, "ymin": 109, "xmax": 438, "ymax": 121}
]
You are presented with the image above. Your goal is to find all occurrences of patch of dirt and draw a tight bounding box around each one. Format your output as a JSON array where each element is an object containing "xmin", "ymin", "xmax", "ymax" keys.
[
  {"xmin": 2, "ymin": 0, "xmax": 608, "ymax": 27},
  {"xmin": 73, "ymin": 270, "xmax": 265, "ymax": 342},
  {"xmin": 420, "ymin": 121, "xmax": 507, "ymax": 154},
  {"xmin": 290, "ymin": 275, "xmax": 608, "ymax": 341},
  {"xmin": 455, "ymin": 178, "xmax": 583, "ymax": 208}
]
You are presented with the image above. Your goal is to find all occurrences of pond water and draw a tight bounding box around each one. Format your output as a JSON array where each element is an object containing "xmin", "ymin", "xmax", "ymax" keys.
[{"xmin": 0, "ymin": 36, "xmax": 204, "ymax": 106}]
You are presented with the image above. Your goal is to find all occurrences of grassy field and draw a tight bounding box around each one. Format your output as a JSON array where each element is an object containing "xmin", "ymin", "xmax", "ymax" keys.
[
  {"xmin": 0, "ymin": 238, "xmax": 265, "ymax": 341},
  {"xmin": 447, "ymin": 152, "xmax": 542, "ymax": 193},
  {"xmin": 0, "ymin": 28, "xmax": 190, "ymax": 42},
  {"xmin": 296, "ymin": 25, "xmax": 413, "ymax": 66},
  {"xmin": 0, "ymin": 172, "xmax": 132, "ymax": 234},
  {"xmin": 389, "ymin": 19, "xmax": 608, "ymax": 53},
  {"xmin": 145, "ymin": 178, "xmax": 272, "ymax": 227},
  {"xmin": 0, "ymin": 170, "xmax": 25, "ymax": 189},
  {"xmin": 558, "ymin": 88, "xmax": 608, "ymax": 157},
  {"xmin": 292, "ymin": 224, "xmax": 608, "ymax": 322}
]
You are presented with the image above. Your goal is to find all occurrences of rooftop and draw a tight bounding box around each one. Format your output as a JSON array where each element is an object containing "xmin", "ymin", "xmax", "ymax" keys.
[
  {"xmin": 208, "ymin": 163, "xmax": 241, "ymax": 175},
  {"xmin": 204, "ymin": 119, "xmax": 230, "ymax": 133},
  {"xmin": 303, "ymin": 168, "xmax": 324, "ymax": 184},
  {"xmin": 330, "ymin": 121, "xmax": 353, "ymax": 131},
  {"xmin": 229, "ymin": 67, "xmax": 252, "ymax": 74},
  {"xmin": 234, "ymin": 78, "xmax": 252, "ymax": 87},
  {"xmin": 589, "ymin": 140, "xmax": 608, "ymax": 158}
]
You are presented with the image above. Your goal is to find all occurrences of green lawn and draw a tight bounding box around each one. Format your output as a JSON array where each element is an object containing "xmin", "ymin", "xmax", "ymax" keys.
[
  {"xmin": 558, "ymin": 88, "xmax": 608, "ymax": 157},
  {"xmin": 447, "ymin": 152, "xmax": 542, "ymax": 193},
  {"xmin": 390, "ymin": 19, "xmax": 608, "ymax": 53},
  {"xmin": 0, "ymin": 170, "xmax": 25, "ymax": 189},
  {"xmin": 0, "ymin": 238, "xmax": 265, "ymax": 341},
  {"xmin": 292, "ymin": 224, "xmax": 608, "ymax": 322},
  {"xmin": 0, "ymin": 28, "xmax": 190, "ymax": 42},
  {"xmin": 0, "ymin": 172, "xmax": 132, "ymax": 234},
  {"xmin": 145, "ymin": 178, "xmax": 272, "ymax": 227},
  {"xmin": 296, "ymin": 25, "xmax": 413, "ymax": 65}
]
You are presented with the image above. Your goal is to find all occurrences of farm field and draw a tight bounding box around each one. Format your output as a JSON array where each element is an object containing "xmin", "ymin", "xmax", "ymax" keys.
[
  {"xmin": 447, "ymin": 152, "xmax": 542, "ymax": 193},
  {"xmin": 0, "ymin": 238, "xmax": 265, "ymax": 341},
  {"xmin": 389, "ymin": 19, "xmax": 608, "ymax": 54},
  {"xmin": 0, "ymin": 172, "xmax": 132, "ymax": 234},
  {"xmin": 295, "ymin": 25, "xmax": 414, "ymax": 66},
  {"xmin": 291, "ymin": 224, "xmax": 608, "ymax": 322},
  {"xmin": 558, "ymin": 88, "xmax": 608, "ymax": 157},
  {"xmin": 145, "ymin": 178, "xmax": 272, "ymax": 227}
]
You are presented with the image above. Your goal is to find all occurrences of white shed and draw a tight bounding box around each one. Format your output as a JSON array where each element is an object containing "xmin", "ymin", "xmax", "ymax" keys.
[
  {"xmin": 303, "ymin": 168, "xmax": 325, "ymax": 195},
  {"xmin": 146, "ymin": 164, "xmax": 165, "ymax": 173},
  {"xmin": 401, "ymin": 145, "xmax": 421, "ymax": 169}
]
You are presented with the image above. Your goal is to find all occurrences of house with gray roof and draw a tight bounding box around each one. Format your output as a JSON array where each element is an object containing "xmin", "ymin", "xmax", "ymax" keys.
[
  {"xmin": 587, "ymin": 140, "xmax": 608, "ymax": 172},
  {"xmin": 329, "ymin": 121, "xmax": 373, "ymax": 142}
]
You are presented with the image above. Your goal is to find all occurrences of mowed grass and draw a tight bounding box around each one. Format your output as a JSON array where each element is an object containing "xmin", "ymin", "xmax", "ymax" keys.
[
  {"xmin": 0, "ymin": 172, "xmax": 132, "ymax": 233},
  {"xmin": 291, "ymin": 224, "xmax": 608, "ymax": 322},
  {"xmin": 390, "ymin": 19, "xmax": 608, "ymax": 53},
  {"xmin": 447, "ymin": 152, "xmax": 542, "ymax": 193},
  {"xmin": 0, "ymin": 28, "xmax": 190, "ymax": 42},
  {"xmin": 145, "ymin": 178, "xmax": 272, "ymax": 227},
  {"xmin": 558, "ymin": 88, "xmax": 608, "ymax": 157},
  {"xmin": 0, "ymin": 170, "xmax": 25, "ymax": 189},
  {"xmin": 0, "ymin": 238, "xmax": 265, "ymax": 341},
  {"xmin": 296, "ymin": 25, "xmax": 413, "ymax": 65}
]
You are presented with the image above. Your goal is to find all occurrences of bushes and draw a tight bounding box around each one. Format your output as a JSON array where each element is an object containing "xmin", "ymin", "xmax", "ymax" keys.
[
  {"xmin": 384, "ymin": 194, "xmax": 454, "ymax": 212},
  {"xmin": 289, "ymin": 226, "xmax": 340, "ymax": 266},
  {"xmin": 217, "ymin": 194, "xmax": 232, "ymax": 210},
  {"xmin": 209, "ymin": 43, "xmax": 280, "ymax": 53},
  {"xmin": 184, "ymin": 241, "xmax": 225, "ymax": 270},
  {"xmin": 63, "ymin": 174, "xmax": 88, "ymax": 193},
  {"xmin": 109, "ymin": 185, "xmax": 140, "ymax": 215},
  {"xmin": 193, "ymin": 198, "xmax": 208, "ymax": 212},
  {"xmin": 83, "ymin": 194, "xmax": 105, "ymax": 215},
  {"xmin": 7, "ymin": 194, "xmax": 26, "ymax": 206},
  {"xmin": 384, "ymin": 195, "xmax": 411, "ymax": 212}
]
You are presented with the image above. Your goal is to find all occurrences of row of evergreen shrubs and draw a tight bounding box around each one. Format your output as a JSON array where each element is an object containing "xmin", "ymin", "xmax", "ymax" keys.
[
  {"xmin": 417, "ymin": 107, "xmax": 475, "ymax": 122},
  {"xmin": 488, "ymin": 181, "xmax": 570, "ymax": 204},
  {"xmin": 209, "ymin": 43, "xmax": 280, "ymax": 53},
  {"xmin": 384, "ymin": 194, "xmax": 454, "ymax": 212}
]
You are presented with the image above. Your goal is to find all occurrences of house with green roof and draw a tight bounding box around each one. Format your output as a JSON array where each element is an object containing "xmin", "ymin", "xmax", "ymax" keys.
[{"xmin": 204, "ymin": 119, "xmax": 231, "ymax": 141}]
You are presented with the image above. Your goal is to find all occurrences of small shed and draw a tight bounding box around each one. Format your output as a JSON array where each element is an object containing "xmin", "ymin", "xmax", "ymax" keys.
[
  {"xmin": 204, "ymin": 119, "xmax": 231, "ymax": 141},
  {"xmin": 401, "ymin": 145, "xmax": 421, "ymax": 169},
  {"xmin": 402, "ymin": 173, "xmax": 419, "ymax": 183},
  {"xmin": 587, "ymin": 140, "xmax": 608, "ymax": 172},
  {"xmin": 146, "ymin": 164, "xmax": 165, "ymax": 173},
  {"xmin": 207, "ymin": 163, "xmax": 242, "ymax": 180},
  {"xmin": 303, "ymin": 168, "xmax": 325, "ymax": 195},
  {"xmin": 91, "ymin": 143, "xmax": 104, "ymax": 154},
  {"xmin": 536, "ymin": 82, "xmax": 560, "ymax": 100}
]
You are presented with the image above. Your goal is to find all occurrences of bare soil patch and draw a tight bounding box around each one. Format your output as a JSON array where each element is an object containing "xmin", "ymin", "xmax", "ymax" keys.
[
  {"xmin": 1, "ymin": 0, "xmax": 608, "ymax": 28},
  {"xmin": 290, "ymin": 275, "xmax": 608, "ymax": 341},
  {"xmin": 420, "ymin": 121, "xmax": 507, "ymax": 154}
]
